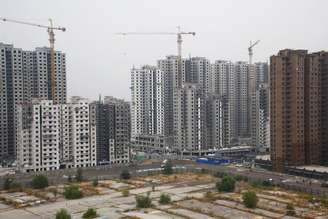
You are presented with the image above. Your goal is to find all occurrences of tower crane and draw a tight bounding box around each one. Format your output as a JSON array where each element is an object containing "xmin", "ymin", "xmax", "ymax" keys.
[
  {"xmin": 248, "ymin": 40, "xmax": 260, "ymax": 65},
  {"xmin": 0, "ymin": 17, "xmax": 66, "ymax": 103},
  {"xmin": 117, "ymin": 27, "xmax": 196, "ymax": 87}
]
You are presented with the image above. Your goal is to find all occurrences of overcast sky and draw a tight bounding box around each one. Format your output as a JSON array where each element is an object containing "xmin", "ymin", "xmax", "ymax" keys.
[{"xmin": 1, "ymin": 0, "xmax": 328, "ymax": 100}]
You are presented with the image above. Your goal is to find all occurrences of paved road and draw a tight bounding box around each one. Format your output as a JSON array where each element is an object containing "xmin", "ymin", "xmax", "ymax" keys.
[
  {"xmin": 1, "ymin": 160, "xmax": 328, "ymax": 196},
  {"xmin": 194, "ymin": 163, "xmax": 328, "ymax": 196}
]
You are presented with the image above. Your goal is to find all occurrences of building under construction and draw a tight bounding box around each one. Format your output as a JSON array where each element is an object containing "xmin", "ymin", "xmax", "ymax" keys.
[{"xmin": 0, "ymin": 43, "xmax": 67, "ymax": 162}]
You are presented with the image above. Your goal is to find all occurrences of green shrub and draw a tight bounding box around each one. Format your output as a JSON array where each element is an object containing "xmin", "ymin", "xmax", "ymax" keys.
[
  {"xmin": 63, "ymin": 185, "xmax": 83, "ymax": 199},
  {"xmin": 216, "ymin": 176, "xmax": 235, "ymax": 192},
  {"xmin": 215, "ymin": 172, "xmax": 226, "ymax": 178},
  {"xmin": 162, "ymin": 160, "xmax": 173, "ymax": 175},
  {"xmin": 120, "ymin": 169, "xmax": 131, "ymax": 180},
  {"xmin": 262, "ymin": 180, "xmax": 273, "ymax": 187},
  {"xmin": 234, "ymin": 175, "xmax": 243, "ymax": 182},
  {"xmin": 3, "ymin": 178, "xmax": 22, "ymax": 191},
  {"xmin": 159, "ymin": 193, "xmax": 171, "ymax": 204},
  {"xmin": 122, "ymin": 189, "xmax": 130, "ymax": 197},
  {"xmin": 251, "ymin": 180, "xmax": 262, "ymax": 188},
  {"xmin": 82, "ymin": 208, "xmax": 98, "ymax": 219},
  {"xmin": 136, "ymin": 192, "xmax": 152, "ymax": 208},
  {"xmin": 242, "ymin": 191, "xmax": 258, "ymax": 208},
  {"xmin": 31, "ymin": 175, "xmax": 49, "ymax": 189},
  {"xmin": 92, "ymin": 178, "xmax": 98, "ymax": 187},
  {"xmin": 3, "ymin": 178, "xmax": 13, "ymax": 190},
  {"xmin": 56, "ymin": 209, "xmax": 71, "ymax": 219},
  {"xmin": 76, "ymin": 168, "xmax": 83, "ymax": 182},
  {"xmin": 9, "ymin": 181, "xmax": 22, "ymax": 191},
  {"xmin": 286, "ymin": 203, "xmax": 296, "ymax": 216}
]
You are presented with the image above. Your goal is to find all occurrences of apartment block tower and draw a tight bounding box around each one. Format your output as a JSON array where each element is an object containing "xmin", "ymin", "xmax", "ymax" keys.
[
  {"xmin": 185, "ymin": 57, "xmax": 212, "ymax": 94},
  {"xmin": 15, "ymin": 100, "xmax": 61, "ymax": 171},
  {"xmin": 15, "ymin": 98, "xmax": 97, "ymax": 172},
  {"xmin": 173, "ymin": 83, "xmax": 206, "ymax": 151},
  {"xmin": 131, "ymin": 66, "xmax": 164, "ymax": 137},
  {"xmin": 93, "ymin": 96, "xmax": 131, "ymax": 165},
  {"xmin": 251, "ymin": 62, "xmax": 270, "ymax": 147},
  {"xmin": 157, "ymin": 55, "xmax": 188, "ymax": 137},
  {"xmin": 0, "ymin": 43, "xmax": 66, "ymax": 161},
  {"xmin": 235, "ymin": 61, "xmax": 250, "ymax": 138},
  {"xmin": 270, "ymin": 49, "xmax": 328, "ymax": 171},
  {"xmin": 205, "ymin": 94, "xmax": 228, "ymax": 149},
  {"xmin": 212, "ymin": 60, "xmax": 251, "ymax": 144},
  {"xmin": 256, "ymin": 83, "xmax": 270, "ymax": 151}
]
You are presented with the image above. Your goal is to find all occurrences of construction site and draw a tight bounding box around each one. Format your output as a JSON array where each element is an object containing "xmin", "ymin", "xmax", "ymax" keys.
[{"xmin": 0, "ymin": 168, "xmax": 327, "ymax": 219}]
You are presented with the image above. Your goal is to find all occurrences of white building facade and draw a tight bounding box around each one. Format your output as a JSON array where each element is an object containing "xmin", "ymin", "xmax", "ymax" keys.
[
  {"xmin": 131, "ymin": 66, "xmax": 164, "ymax": 137},
  {"xmin": 16, "ymin": 99, "xmax": 96, "ymax": 172}
]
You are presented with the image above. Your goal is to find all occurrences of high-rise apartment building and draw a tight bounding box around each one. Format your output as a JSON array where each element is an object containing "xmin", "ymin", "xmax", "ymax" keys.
[
  {"xmin": 211, "ymin": 60, "xmax": 235, "ymax": 146},
  {"xmin": 15, "ymin": 99, "xmax": 96, "ymax": 172},
  {"xmin": 158, "ymin": 55, "xmax": 187, "ymax": 90},
  {"xmin": 235, "ymin": 62, "xmax": 249, "ymax": 138},
  {"xmin": 173, "ymin": 83, "xmax": 206, "ymax": 151},
  {"xmin": 255, "ymin": 62, "xmax": 269, "ymax": 85},
  {"xmin": 68, "ymin": 98, "xmax": 97, "ymax": 168},
  {"xmin": 212, "ymin": 60, "xmax": 252, "ymax": 144},
  {"xmin": 131, "ymin": 66, "xmax": 164, "ymax": 137},
  {"xmin": 205, "ymin": 94, "xmax": 228, "ymax": 149},
  {"xmin": 185, "ymin": 57, "xmax": 212, "ymax": 94},
  {"xmin": 270, "ymin": 49, "xmax": 328, "ymax": 171},
  {"xmin": 0, "ymin": 43, "xmax": 66, "ymax": 161},
  {"xmin": 16, "ymin": 100, "xmax": 61, "ymax": 172},
  {"xmin": 158, "ymin": 56, "xmax": 188, "ymax": 137},
  {"xmin": 93, "ymin": 96, "xmax": 131, "ymax": 165},
  {"xmin": 256, "ymin": 83, "xmax": 270, "ymax": 151},
  {"xmin": 250, "ymin": 62, "xmax": 270, "ymax": 146}
]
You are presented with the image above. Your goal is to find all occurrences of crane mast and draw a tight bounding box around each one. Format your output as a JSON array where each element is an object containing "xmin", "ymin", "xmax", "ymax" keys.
[
  {"xmin": 117, "ymin": 27, "xmax": 195, "ymax": 88},
  {"xmin": 248, "ymin": 40, "xmax": 260, "ymax": 65},
  {"xmin": 0, "ymin": 17, "xmax": 66, "ymax": 103}
]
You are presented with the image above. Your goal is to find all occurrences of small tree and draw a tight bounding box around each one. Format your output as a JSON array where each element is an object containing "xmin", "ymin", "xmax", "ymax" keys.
[
  {"xmin": 159, "ymin": 193, "xmax": 171, "ymax": 204},
  {"xmin": 76, "ymin": 168, "xmax": 83, "ymax": 182},
  {"xmin": 92, "ymin": 178, "xmax": 98, "ymax": 187},
  {"xmin": 63, "ymin": 185, "xmax": 83, "ymax": 199},
  {"xmin": 3, "ymin": 178, "xmax": 13, "ymax": 190},
  {"xmin": 31, "ymin": 175, "xmax": 49, "ymax": 189},
  {"xmin": 216, "ymin": 176, "xmax": 235, "ymax": 192},
  {"xmin": 56, "ymin": 209, "xmax": 71, "ymax": 219},
  {"xmin": 9, "ymin": 181, "xmax": 22, "ymax": 191},
  {"xmin": 286, "ymin": 203, "xmax": 296, "ymax": 216},
  {"xmin": 82, "ymin": 208, "xmax": 98, "ymax": 219},
  {"xmin": 120, "ymin": 169, "xmax": 131, "ymax": 180},
  {"xmin": 163, "ymin": 160, "xmax": 173, "ymax": 175},
  {"xmin": 242, "ymin": 191, "xmax": 258, "ymax": 208},
  {"xmin": 136, "ymin": 192, "xmax": 152, "ymax": 208}
]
